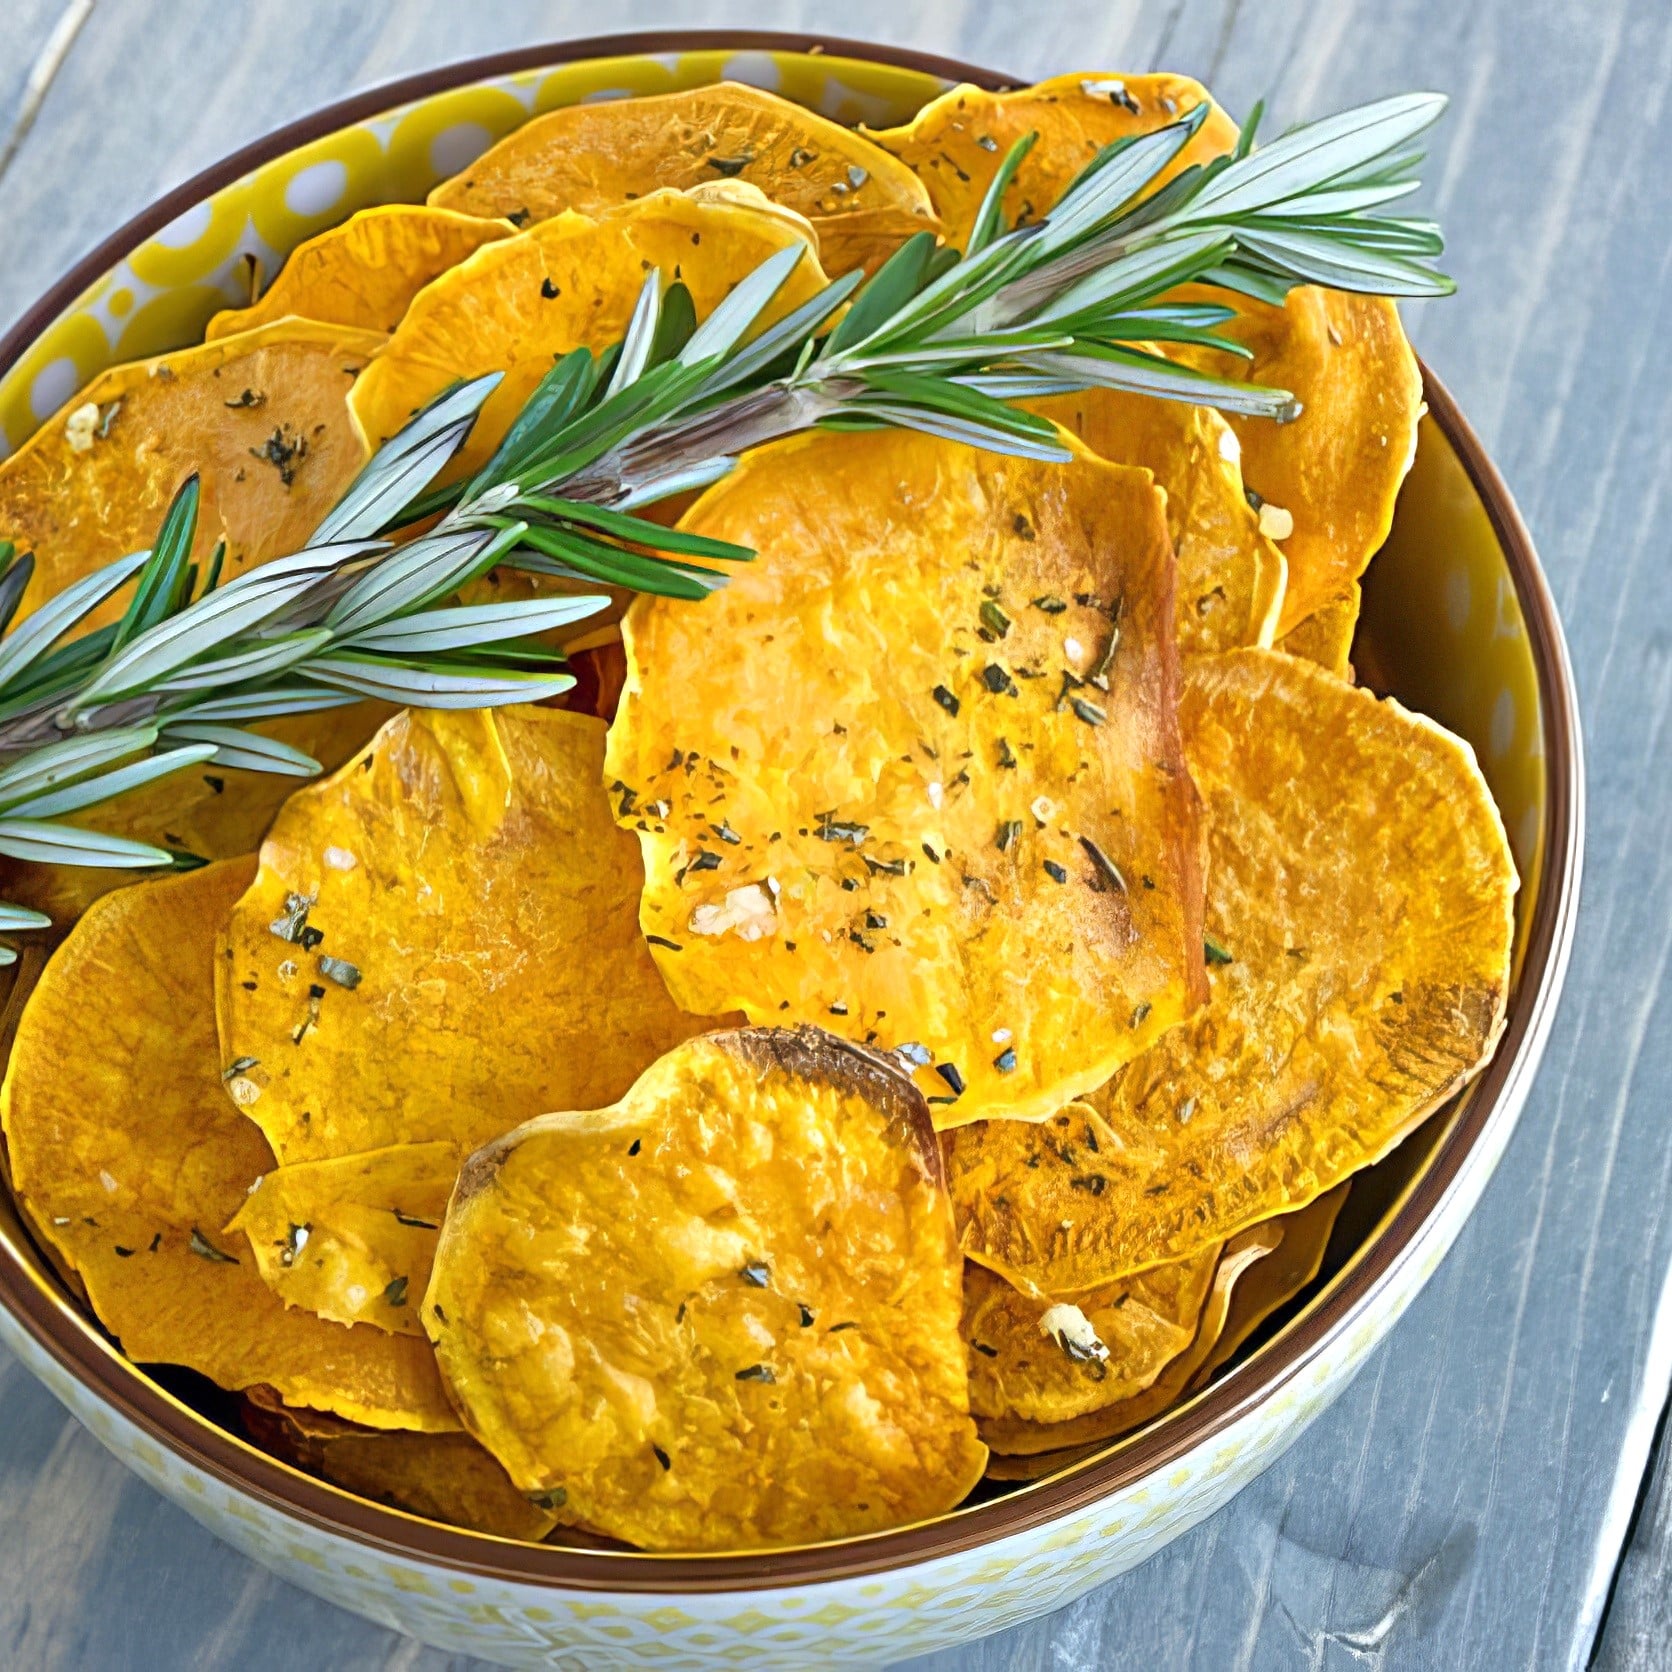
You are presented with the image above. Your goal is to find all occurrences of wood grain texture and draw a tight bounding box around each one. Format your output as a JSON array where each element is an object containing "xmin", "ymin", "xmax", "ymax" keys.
[{"xmin": 2, "ymin": 2, "xmax": 1670, "ymax": 1669}]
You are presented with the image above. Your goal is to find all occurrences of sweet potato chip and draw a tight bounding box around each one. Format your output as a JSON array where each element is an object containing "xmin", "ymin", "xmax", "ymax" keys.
[
  {"xmin": 206, "ymin": 206, "xmax": 515, "ymax": 339},
  {"xmin": 1171, "ymin": 288, "xmax": 1423, "ymax": 632},
  {"xmin": 348, "ymin": 192, "xmax": 831, "ymax": 477},
  {"xmin": 949, "ymin": 649, "xmax": 1516, "ymax": 1288},
  {"xmin": 227, "ymin": 1142, "xmax": 455, "ymax": 1336},
  {"xmin": 425, "ymin": 1026, "xmax": 986, "ymax": 1551},
  {"xmin": 0, "ymin": 322, "xmax": 380, "ymax": 633},
  {"xmin": 978, "ymin": 1224, "xmax": 1279, "ymax": 1457},
  {"xmin": 0, "ymin": 862, "xmax": 454, "ymax": 1429},
  {"xmin": 606, "ymin": 426, "xmax": 1207, "ymax": 1125},
  {"xmin": 428, "ymin": 82, "xmax": 936, "ymax": 275},
  {"xmin": 1186, "ymin": 1183, "xmax": 1348, "ymax": 1392},
  {"xmin": 241, "ymin": 1385, "xmax": 563, "ymax": 1540},
  {"xmin": 871, "ymin": 73, "xmax": 1237, "ymax": 249},
  {"xmin": 1029, "ymin": 389, "xmax": 1285, "ymax": 654},
  {"xmin": 963, "ymin": 1241, "xmax": 1220, "ymax": 1427},
  {"xmin": 216, "ymin": 705, "xmax": 715, "ymax": 1165},
  {"xmin": 0, "ymin": 702, "xmax": 390, "ymax": 928},
  {"xmin": 1277, "ymin": 582, "xmax": 1360, "ymax": 679}
]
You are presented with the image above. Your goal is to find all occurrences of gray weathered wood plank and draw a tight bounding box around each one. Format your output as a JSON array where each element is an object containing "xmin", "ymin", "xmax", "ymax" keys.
[{"xmin": 2, "ymin": 2, "xmax": 1669, "ymax": 1669}]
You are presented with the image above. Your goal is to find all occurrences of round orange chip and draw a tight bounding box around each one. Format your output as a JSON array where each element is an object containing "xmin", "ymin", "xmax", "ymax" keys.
[
  {"xmin": 871, "ymin": 72, "xmax": 1237, "ymax": 248},
  {"xmin": 949, "ymin": 649, "xmax": 1517, "ymax": 1290},
  {"xmin": 1029, "ymin": 388, "xmax": 1286, "ymax": 654},
  {"xmin": 206, "ymin": 205, "xmax": 516, "ymax": 339},
  {"xmin": 428, "ymin": 82, "xmax": 936, "ymax": 275},
  {"xmin": 241, "ymin": 1386, "xmax": 567, "ymax": 1541},
  {"xmin": 425, "ymin": 1026, "xmax": 986, "ymax": 1552},
  {"xmin": 227, "ymin": 1141, "xmax": 455, "ymax": 1336},
  {"xmin": 0, "ymin": 861, "xmax": 454, "ymax": 1430},
  {"xmin": 606, "ymin": 426, "xmax": 1207, "ymax": 1126},
  {"xmin": 976, "ymin": 1224, "xmax": 1280, "ymax": 1459},
  {"xmin": 1171, "ymin": 286, "xmax": 1423, "ymax": 632},
  {"xmin": 347, "ymin": 191, "xmax": 831, "ymax": 478},
  {"xmin": 963, "ymin": 1242, "xmax": 1220, "ymax": 1427},
  {"xmin": 216, "ymin": 705, "xmax": 717, "ymax": 1165},
  {"xmin": 0, "ymin": 321, "xmax": 380, "ymax": 634}
]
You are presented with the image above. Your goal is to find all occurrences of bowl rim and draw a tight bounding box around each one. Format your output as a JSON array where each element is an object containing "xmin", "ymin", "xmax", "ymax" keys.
[{"xmin": 0, "ymin": 28, "xmax": 1585, "ymax": 1596}]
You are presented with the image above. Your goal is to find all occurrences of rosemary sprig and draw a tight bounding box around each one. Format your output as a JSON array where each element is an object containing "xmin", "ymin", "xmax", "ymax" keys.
[{"xmin": 0, "ymin": 90, "xmax": 1450, "ymax": 956}]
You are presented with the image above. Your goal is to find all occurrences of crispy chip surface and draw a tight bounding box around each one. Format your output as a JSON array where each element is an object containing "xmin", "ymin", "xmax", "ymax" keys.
[
  {"xmin": 425, "ymin": 1026, "xmax": 986, "ymax": 1551},
  {"xmin": 428, "ymin": 82, "xmax": 936, "ymax": 275},
  {"xmin": 963, "ymin": 1241, "xmax": 1220, "ymax": 1426},
  {"xmin": 0, "ymin": 862, "xmax": 454, "ymax": 1428},
  {"xmin": 605, "ymin": 426, "xmax": 1207, "ymax": 1125},
  {"xmin": 217, "ymin": 705, "xmax": 714, "ymax": 1165},
  {"xmin": 227, "ymin": 1142, "xmax": 455, "ymax": 1335},
  {"xmin": 871, "ymin": 73, "xmax": 1237, "ymax": 248},
  {"xmin": 241, "ymin": 1386, "xmax": 562, "ymax": 1540},
  {"xmin": 1186, "ymin": 1183, "xmax": 1348, "ymax": 1391},
  {"xmin": 0, "ymin": 702, "xmax": 389, "ymax": 928},
  {"xmin": 206, "ymin": 206, "xmax": 515, "ymax": 339},
  {"xmin": 348, "ymin": 192, "xmax": 831, "ymax": 476},
  {"xmin": 977, "ymin": 1225, "xmax": 1279, "ymax": 1457},
  {"xmin": 1030, "ymin": 389, "xmax": 1285, "ymax": 654},
  {"xmin": 1172, "ymin": 288, "xmax": 1423, "ymax": 632},
  {"xmin": 949, "ymin": 649, "xmax": 1516, "ymax": 1288},
  {"xmin": 1277, "ymin": 582, "xmax": 1361, "ymax": 679},
  {"xmin": 0, "ymin": 322, "xmax": 379, "ymax": 633}
]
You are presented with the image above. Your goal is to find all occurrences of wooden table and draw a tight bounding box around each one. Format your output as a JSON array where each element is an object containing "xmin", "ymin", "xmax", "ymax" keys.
[{"xmin": 1, "ymin": 2, "xmax": 1667, "ymax": 1667}]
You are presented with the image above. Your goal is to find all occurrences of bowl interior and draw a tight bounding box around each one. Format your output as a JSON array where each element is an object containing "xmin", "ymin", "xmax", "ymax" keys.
[{"xmin": 0, "ymin": 39, "xmax": 1557, "ymax": 1574}]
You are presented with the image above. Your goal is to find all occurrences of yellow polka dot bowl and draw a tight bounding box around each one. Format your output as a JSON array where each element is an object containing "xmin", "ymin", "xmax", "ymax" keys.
[{"xmin": 0, "ymin": 30, "xmax": 1584, "ymax": 1672}]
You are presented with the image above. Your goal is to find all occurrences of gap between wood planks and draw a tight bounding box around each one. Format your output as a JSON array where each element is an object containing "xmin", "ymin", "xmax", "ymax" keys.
[{"xmin": 0, "ymin": 0, "xmax": 96, "ymax": 188}]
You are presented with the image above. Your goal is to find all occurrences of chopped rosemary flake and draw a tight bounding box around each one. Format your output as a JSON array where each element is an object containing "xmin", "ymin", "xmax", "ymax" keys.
[
  {"xmin": 932, "ymin": 683, "xmax": 960, "ymax": 716},
  {"xmin": 735, "ymin": 1363, "xmax": 775, "ymax": 1383},
  {"xmin": 688, "ymin": 849, "xmax": 722, "ymax": 872},
  {"xmin": 628, "ymin": 1138, "xmax": 642, "ymax": 1156},
  {"xmin": 268, "ymin": 891, "xmax": 313, "ymax": 943},
  {"xmin": 840, "ymin": 877, "xmax": 859, "ymax": 892},
  {"xmin": 863, "ymin": 911, "xmax": 888, "ymax": 930},
  {"xmin": 1070, "ymin": 1173, "xmax": 1109, "ymax": 1194},
  {"xmin": 384, "ymin": 1275, "xmax": 409, "ymax": 1307},
  {"xmin": 863, "ymin": 855, "xmax": 908, "ymax": 876},
  {"xmin": 713, "ymin": 820, "xmax": 742, "ymax": 844},
  {"xmin": 798, "ymin": 1303, "xmax": 815, "ymax": 1327},
  {"xmin": 935, "ymin": 1062, "xmax": 966, "ymax": 1097},
  {"xmin": 1069, "ymin": 696, "xmax": 1107, "ymax": 728},
  {"xmin": 1204, "ymin": 935, "xmax": 1234, "ymax": 966},
  {"xmin": 1079, "ymin": 836, "xmax": 1127, "ymax": 893},
  {"xmin": 828, "ymin": 1321, "xmax": 857, "ymax": 1333},
  {"xmin": 392, "ymin": 1208, "xmax": 438, "ymax": 1229},
  {"xmin": 1032, "ymin": 594, "xmax": 1068, "ymax": 614},
  {"xmin": 1044, "ymin": 860, "xmax": 1068, "ymax": 884},
  {"xmin": 221, "ymin": 1055, "xmax": 259, "ymax": 1081},
  {"xmin": 707, "ymin": 153, "xmax": 753, "ymax": 177},
  {"xmin": 981, "ymin": 663, "xmax": 1019, "ymax": 697},
  {"xmin": 646, "ymin": 935, "xmax": 683, "ymax": 952},
  {"xmin": 997, "ymin": 738, "xmax": 1017, "ymax": 770},
  {"xmin": 922, "ymin": 843, "xmax": 941, "ymax": 864},
  {"xmin": 189, "ymin": 1227, "xmax": 238, "ymax": 1265},
  {"xmin": 317, "ymin": 955, "xmax": 361, "ymax": 989},
  {"xmin": 114, "ymin": 1245, "xmax": 134, "ymax": 1258},
  {"xmin": 994, "ymin": 1047, "xmax": 1018, "ymax": 1074},
  {"xmin": 996, "ymin": 819, "xmax": 1023, "ymax": 853},
  {"xmin": 815, "ymin": 817, "xmax": 870, "ymax": 845},
  {"xmin": 652, "ymin": 1443, "xmax": 672, "ymax": 1471},
  {"xmin": 972, "ymin": 1340, "xmax": 999, "ymax": 1357},
  {"xmin": 829, "ymin": 1000, "xmax": 849, "ymax": 1015},
  {"xmin": 1131, "ymin": 1001, "xmax": 1152, "ymax": 1028},
  {"xmin": 979, "ymin": 600, "xmax": 1012, "ymax": 639},
  {"xmin": 740, "ymin": 1261, "xmax": 771, "ymax": 1287},
  {"xmin": 298, "ymin": 925, "xmax": 325, "ymax": 952},
  {"xmin": 526, "ymin": 1485, "xmax": 568, "ymax": 1511},
  {"xmin": 1054, "ymin": 670, "xmax": 1083, "ymax": 710}
]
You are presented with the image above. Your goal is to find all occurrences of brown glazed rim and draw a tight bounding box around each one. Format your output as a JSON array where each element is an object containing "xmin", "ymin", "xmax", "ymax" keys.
[{"xmin": 0, "ymin": 30, "xmax": 1584, "ymax": 1595}]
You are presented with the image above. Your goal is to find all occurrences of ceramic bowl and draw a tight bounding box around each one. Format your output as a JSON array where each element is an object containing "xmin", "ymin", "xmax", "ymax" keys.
[{"xmin": 0, "ymin": 31, "xmax": 1583, "ymax": 1671}]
